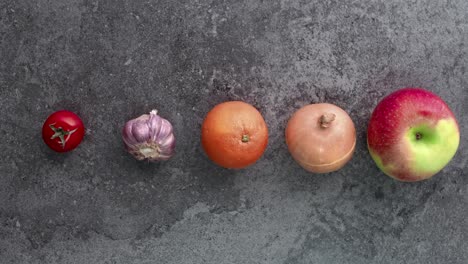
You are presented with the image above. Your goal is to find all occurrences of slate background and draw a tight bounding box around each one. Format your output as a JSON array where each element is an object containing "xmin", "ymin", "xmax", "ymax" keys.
[{"xmin": 1, "ymin": 0, "xmax": 467, "ymax": 263}]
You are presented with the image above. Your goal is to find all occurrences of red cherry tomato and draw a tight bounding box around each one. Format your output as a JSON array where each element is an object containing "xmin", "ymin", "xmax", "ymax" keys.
[{"xmin": 42, "ymin": 110, "xmax": 85, "ymax": 152}]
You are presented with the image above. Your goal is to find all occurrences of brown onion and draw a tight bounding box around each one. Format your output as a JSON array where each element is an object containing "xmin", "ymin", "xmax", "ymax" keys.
[{"xmin": 285, "ymin": 103, "xmax": 356, "ymax": 173}]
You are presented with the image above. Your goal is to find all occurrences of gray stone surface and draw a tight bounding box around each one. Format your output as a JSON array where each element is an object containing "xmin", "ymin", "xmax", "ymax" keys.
[{"xmin": 1, "ymin": 0, "xmax": 467, "ymax": 263}]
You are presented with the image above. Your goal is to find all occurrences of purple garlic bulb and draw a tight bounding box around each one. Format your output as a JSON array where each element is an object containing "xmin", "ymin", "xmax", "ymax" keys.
[{"xmin": 122, "ymin": 110, "xmax": 175, "ymax": 161}]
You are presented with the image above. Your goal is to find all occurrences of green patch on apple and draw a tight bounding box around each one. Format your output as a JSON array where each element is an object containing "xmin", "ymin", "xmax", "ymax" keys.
[{"xmin": 406, "ymin": 119, "xmax": 460, "ymax": 175}]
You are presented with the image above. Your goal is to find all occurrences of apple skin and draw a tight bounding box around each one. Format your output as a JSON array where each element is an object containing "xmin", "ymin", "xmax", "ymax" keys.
[{"xmin": 367, "ymin": 88, "xmax": 460, "ymax": 182}]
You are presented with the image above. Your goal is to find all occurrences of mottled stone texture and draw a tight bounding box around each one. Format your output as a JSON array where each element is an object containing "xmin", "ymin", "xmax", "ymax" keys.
[{"xmin": 0, "ymin": 0, "xmax": 467, "ymax": 263}]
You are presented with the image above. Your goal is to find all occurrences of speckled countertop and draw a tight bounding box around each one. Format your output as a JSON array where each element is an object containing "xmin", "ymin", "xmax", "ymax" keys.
[{"xmin": 1, "ymin": 0, "xmax": 467, "ymax": 263}]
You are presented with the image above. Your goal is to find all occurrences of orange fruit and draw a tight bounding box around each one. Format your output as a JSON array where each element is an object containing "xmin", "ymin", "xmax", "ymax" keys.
[{"xmin": 201, "ymin": 101, "xmax": 269, "ymax": 169}]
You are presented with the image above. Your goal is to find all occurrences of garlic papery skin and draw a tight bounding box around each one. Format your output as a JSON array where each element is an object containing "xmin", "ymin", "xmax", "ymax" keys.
[{"xmin": 122, "ymin": 110, "xmax": 175, "ymax": 161}]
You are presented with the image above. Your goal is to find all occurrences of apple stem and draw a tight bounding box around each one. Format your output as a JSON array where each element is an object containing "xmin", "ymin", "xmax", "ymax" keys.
[
  {"xmin": 319, "ymin": 113, "xmax": 336, "ymax": 128},
  {"xmin": 415, "ymin": 132, "xmax": 422, "ymax": 140}
]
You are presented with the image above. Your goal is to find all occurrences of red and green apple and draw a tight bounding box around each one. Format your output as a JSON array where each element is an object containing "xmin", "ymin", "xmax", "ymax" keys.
[{"xmin": 367, "ymin": 88, "xmax": 460, "ymax": 182}]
